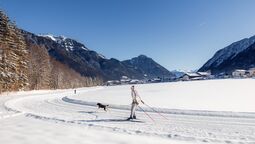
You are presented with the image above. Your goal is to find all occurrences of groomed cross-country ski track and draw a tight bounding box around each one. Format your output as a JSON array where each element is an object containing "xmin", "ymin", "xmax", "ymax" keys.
[{"xmin": 1, "ymin": 80, "xmax": 255, "ymax": 144}]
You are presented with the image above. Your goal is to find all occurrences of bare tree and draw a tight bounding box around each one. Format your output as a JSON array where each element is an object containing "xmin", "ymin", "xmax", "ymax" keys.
[
  {"xmin": 28, "ymin": 44, "xmax": 51, "ymax": 90},
  {"xmin": 49, "ymin": 58, "xmax": 103, "ymax": 89}
]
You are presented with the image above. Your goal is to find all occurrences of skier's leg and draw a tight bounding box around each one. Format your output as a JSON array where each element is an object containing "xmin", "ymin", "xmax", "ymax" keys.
[
  {"xmin": 132, "ymin": 104, "xmax": 137, "ymax": 119},
  {"xmin": 130, "ymin": 103, "xmax": 135, "ymax": 118}
]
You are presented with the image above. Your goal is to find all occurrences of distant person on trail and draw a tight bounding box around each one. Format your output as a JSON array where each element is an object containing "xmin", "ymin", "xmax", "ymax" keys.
[
  {"xmin": 74, "ymin": 89, "xmax": 76, "ymax": 94},
  {"xmin": 127, "ymin": 85, "xmax": 144, "ymax": 120}
]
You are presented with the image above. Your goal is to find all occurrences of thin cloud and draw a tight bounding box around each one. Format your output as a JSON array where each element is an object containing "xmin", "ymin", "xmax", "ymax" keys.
[{"xmin": 199, "ymin": 22, "xmax": 206, "ymax": 27}]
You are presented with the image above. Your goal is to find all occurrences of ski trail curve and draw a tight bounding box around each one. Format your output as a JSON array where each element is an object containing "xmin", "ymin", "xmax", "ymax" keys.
[{"xmin": 3, "ymin": 87, "xmax": 255, "ymax": 144}]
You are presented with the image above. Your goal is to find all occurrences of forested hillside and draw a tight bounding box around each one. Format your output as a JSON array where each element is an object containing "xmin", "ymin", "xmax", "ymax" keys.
[{"xmin": 0, "ymin": 11, "xmax": 102, "ymax": 93}]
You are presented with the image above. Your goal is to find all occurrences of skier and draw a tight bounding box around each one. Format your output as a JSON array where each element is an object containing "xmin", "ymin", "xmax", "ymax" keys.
[{"xmin": 127, "ymin": 85, "xmax": 144, "ymax": 120}]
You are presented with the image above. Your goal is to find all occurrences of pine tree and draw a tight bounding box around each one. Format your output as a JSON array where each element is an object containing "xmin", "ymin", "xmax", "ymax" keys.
[
  {"xmin": 0, "ymin": 10, "xmax": 29, "ymax": 92},
  {"xmin": 13, "ymin": 25, "xmax": 29, "ymax": 90},
  {"xmin": 0, "ymin": 10, "xmax": 13, "ymax": 91}
]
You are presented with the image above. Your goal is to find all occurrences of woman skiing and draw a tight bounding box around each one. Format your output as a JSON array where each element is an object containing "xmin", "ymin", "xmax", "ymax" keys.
[{"xmin": 127, "ymin": 85, "xmax": 144, "ymax": 120}]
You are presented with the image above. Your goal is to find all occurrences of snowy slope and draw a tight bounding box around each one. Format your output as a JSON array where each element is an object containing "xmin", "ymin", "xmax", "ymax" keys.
[
  {"xmin": 1, "ymin": 79, "xmax": 255, "ymax": 144},
  {"xmin": 40, "ymin": 34, "xmax": 90, "ymax": 52},
  {"xmin": 200, "ymin": 35, "xmax": 255, "ymax": 71}
]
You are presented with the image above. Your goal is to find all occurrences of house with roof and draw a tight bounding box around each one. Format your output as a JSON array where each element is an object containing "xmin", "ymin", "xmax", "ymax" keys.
[
  {"xmin": 232, "ymin": 69, "xmax": 247, "ymax": 78},
  {"xmin": 181, "ymin": 72, "xmax": 211, "ymax": 81}
]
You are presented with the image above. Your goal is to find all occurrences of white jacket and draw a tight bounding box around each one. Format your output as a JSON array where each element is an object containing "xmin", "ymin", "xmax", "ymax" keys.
[{"xmin": 131, "ymin": 89, "xmax": 141, "ymax": 104}]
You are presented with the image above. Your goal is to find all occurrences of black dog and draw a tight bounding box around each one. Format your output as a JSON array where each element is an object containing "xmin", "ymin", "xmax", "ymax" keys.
[{"xmin": 97, "ymin": 103, "xmax": 109, "ymax": 111}]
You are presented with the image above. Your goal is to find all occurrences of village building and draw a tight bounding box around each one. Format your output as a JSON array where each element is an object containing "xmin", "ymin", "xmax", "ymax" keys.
[
  {"xmin": 120, "ymin": 76, "xmax": 131, "ymax": 84},
  {"xmin": 232, "ymin": 69, "xmax": 246, "ymax": 78},
  {"xmin": 106, "ymin": 80, "xmax": 121, "ymax": 86},
  {"xmin": 181, "ymin": 72, "xmax": 202, "ymax": 81},
  {"xmin": 129, "ymin": 79, "xmax": 140, "ymax": 84},
  {"xmin": 181, "ymin": 72, "xmax": 211, "ymax": 81},
  {"xmin": 247, "ymin": 68, "xmax": 255, "ymax": 77}
]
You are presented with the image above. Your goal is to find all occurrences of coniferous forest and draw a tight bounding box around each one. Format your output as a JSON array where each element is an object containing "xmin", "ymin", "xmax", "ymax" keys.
[{"xmin": 0, "ymin": 10, "xmax": 102, "ymax": 93}]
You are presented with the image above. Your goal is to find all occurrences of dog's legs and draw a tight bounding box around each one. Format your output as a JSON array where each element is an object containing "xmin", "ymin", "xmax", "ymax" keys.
[
  {"xmin": 104, "ymin": 107, "xmax": 111, "ymax": 113},
  {"xmin": 95, "ymin": 108, "xmax": 100, "ymax": 113}
]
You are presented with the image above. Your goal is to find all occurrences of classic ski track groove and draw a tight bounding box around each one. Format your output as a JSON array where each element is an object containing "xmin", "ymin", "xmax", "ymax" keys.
[{"xmin": 2, "ymin": 88, "xmax": 255, "ymax": 144}]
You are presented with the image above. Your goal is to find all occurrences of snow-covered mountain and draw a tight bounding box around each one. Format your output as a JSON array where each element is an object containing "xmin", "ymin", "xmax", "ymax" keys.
[
  {"xmin": 40, "ymin": 34, "xmax": 93, "ymax": 52},
  {"xmin": 23, "ymin": 31, "xmax": 173, "ymax": 80},
  {"xmin": 199, "ymin": 35, "xmax": 255, "ymax": 74},
  {"xmin": 211, "ymin": 42, "xmax": 255, "ymax": 73},
  {"xmin": 170, "ymin": 70, "xmax": 186, "ymax": 78},
  {"xmin": 23, "ymin": 31, "xmax": 105, "ymax": 78},
  {"xmin": 122, "ymin": 55, "xmax": 175, "ymax": 79}
]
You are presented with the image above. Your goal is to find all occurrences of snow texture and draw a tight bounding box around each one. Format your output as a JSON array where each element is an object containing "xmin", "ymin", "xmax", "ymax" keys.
[
  {"xmin": 38, "ymin": 34, "xmax": 89, "ymax": 51},
  {"xmin": 0, "ymin": 79, "xmax": 255, "ymax": 144}
]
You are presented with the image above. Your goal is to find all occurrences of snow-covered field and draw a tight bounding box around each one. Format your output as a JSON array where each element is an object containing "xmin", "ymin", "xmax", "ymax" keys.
[
  {"xmin": 1, "ymin": 79, "xmax": 255, "ymax": 144},
  {"xmin": 73, "ymin": 79, "xmax": 255, "ymax": 112}
]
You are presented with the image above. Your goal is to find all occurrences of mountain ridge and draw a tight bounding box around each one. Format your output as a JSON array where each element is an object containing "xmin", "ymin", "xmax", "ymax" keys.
[
  {"xmin": 22, "ymin": 30, "xmax": 173, "ymax": 81},
  {"xmin": 199, "ymin": 35, "xmax": 255, "ymax": 74}
]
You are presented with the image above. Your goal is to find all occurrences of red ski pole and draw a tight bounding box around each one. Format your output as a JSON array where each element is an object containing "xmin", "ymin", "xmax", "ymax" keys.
[
  {"xmin": 138, "ymin": 105, "xmax": 155, "ymax": 123},
  {"xmin": 143, "ymin": 103, "xmax": 169, "ymax": 121}
]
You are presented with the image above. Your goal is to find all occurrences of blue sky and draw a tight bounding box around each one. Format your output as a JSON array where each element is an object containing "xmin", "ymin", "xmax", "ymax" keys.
[{"xmin": 1, "ymin": 0, "xmax": 255, "ymax": 70}]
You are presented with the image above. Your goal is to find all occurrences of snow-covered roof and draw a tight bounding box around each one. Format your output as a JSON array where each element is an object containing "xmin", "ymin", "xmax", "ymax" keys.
[
  {"xmin": 129, "ymin": 79, "xmax": 140, "ymax": 84},
  {"xmin": 120, "ymin": 79, "xmax": 130, "ymax": 82},
  {"xmin": 121, "ymin": 76, "xmax": 129, "ymax": 79},
  {"xmin": 185, "ymin": 72, "xmax": 200, "ymax": 77},
  {"xmin": 233, "ymin": 69, "xmax": 246, "ymax": 72},
  {"xmin": 197, "ymin": 72, "xmax": 210, "ymax": 76}
]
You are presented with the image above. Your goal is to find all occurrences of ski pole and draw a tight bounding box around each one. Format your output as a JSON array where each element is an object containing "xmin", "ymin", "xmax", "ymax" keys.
[
  {"xmin": 138, "ymin": 105, "xmax": 155, "ymax": 123},
  {"xmin": 143, "ymin": 103, "xmax": 169, "ymax": 121}
]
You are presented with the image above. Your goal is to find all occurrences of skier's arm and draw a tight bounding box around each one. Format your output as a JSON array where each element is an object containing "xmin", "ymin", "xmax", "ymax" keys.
[
  {"xmin": 136, "ymin": 91, "xmax": 144, "ymax": 104},
  {"xmin": 131, "ymin": 91, "xmax": 135, "ymax": 100}
]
